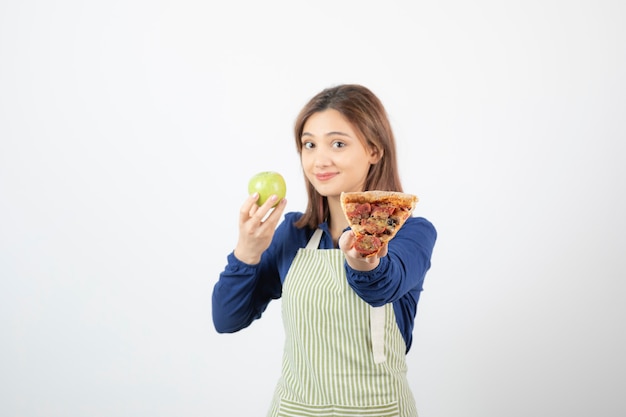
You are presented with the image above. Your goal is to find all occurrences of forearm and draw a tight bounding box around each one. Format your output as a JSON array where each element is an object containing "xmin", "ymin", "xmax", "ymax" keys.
[
  {"xmin": 212, "ymin": 252, "xmax": 270, "ymax": 333},
  {"xmin": 346, "ymin": 217, "xmax": 436, "ymax": 306},
  {"xmin": 345, "ymin": 255, "xmax": 402, "ymax": 306}
]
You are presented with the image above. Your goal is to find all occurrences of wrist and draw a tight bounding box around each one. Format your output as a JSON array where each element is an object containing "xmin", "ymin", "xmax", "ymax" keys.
[
  {"xmin": 345, "ymin": 256, "xmax": 380, "ymax": 272},
  {"xmin": 233, "ymin": 247, "xmax": 261, "ymax": 265}
]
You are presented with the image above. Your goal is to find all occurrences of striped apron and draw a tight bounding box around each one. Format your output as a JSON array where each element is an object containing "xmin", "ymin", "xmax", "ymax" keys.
[{"xmin": 267, "ymin": 229, "xmax": 417, "ymax": 417}]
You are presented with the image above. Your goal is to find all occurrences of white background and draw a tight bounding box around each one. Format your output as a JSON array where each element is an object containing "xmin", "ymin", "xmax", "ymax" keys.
[{"xmin": 1, "ymin": 1, "xmax": 624, "ymax": 416}]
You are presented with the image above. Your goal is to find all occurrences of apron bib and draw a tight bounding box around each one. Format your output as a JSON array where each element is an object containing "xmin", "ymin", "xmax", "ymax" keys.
[{"xmin": 267, "ymin": 229, "xmax": 417, "ymax": 417}]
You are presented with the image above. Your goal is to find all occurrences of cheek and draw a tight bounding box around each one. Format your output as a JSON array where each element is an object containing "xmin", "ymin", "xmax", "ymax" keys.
[
  {"xmin": 350, "ymin": 157, "xmax": 373, "ymax": 177},
  {"xmin": 301, "ymin": 160, "xmax": 316, "ymax": 182},
  {"xmin": 300, "ymin": 153, "xmax": 313, "ymax": 170}
]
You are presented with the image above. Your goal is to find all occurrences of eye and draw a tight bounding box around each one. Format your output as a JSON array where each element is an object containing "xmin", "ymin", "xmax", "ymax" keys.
[
  {"xmin": 302, "ymin": 141, "xmax": 315, "ymax": 150},
  {"xmin": 332, "ymin": 140, "xmax": 346, "ymax": 149}
]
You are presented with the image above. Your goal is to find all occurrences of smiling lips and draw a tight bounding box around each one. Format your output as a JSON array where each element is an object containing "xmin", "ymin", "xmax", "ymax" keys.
[{"xmin": 315, "ymin": 172, "xmax": 338, "ymax": 181}]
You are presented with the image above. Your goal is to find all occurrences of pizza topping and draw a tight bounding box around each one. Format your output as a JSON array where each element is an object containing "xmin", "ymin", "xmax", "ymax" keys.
[
  {"xmin": 346, "ymin": 202, "xmax": 407, "ymax": 236},
  {"xmin": 340, "ymin": 190, "xmax": 418, "ymax": 258},
  {"xmin": 353, "ymin": 234, "xmax": 382, "ymax": 256},
  {"xmin": 371, "ymin": 204, "xmax": 395, "ymax": 218},
  {"xmin": 344, "ymin": 202, "xmax": 371, "ymax": 222}
]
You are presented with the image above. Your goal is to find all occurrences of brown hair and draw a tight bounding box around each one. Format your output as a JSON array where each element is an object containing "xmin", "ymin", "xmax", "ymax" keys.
[{"xmin": 294, "ymin": 84, "xmax": 403, "ymax": 229}]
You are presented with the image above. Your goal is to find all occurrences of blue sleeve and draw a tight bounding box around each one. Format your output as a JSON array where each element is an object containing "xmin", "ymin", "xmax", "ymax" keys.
[
  {"xmin": 211, "ymin": 251, "xmax": 281, "ymax": 333},
  {"xmin": 344, "ymin": 217, "xmax": 437, "ymax": 351},
  {"xmin": 211, "ymin": 212, "xmax": 305, "ymax": 333}
]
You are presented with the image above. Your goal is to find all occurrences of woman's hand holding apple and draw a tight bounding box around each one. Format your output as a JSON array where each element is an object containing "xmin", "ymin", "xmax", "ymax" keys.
[{"xmin": 233, "ymin": 173, "xmax": 288, "ymax": 265}]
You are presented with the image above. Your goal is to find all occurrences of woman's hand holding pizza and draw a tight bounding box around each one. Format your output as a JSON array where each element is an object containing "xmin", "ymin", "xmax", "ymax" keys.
[
  {"xmin": 339, "ymin": 229, "xmax": 388, "ymax": 272},
  {"xmin": 234, "ymin": 192, "xmax": 287, "ymax": 265},
  {"xmin": 338, "ymin": 190, "xmax": 416, "ymax": 272}
]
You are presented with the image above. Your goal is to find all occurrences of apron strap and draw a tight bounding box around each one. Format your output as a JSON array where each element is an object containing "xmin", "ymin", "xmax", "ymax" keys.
[
  {"xmin": 305, "ymin": 228, "xmax": 324, "ymax": 250},
  {"xmin": 370, "ymin": 305, "xmax": 387, "ymax": 364}
]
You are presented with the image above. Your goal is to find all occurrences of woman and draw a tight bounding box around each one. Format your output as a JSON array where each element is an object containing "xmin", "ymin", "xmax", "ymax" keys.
[{"xmin": 212, "ymin": 84, "xmax": 437, "ymax": 416}]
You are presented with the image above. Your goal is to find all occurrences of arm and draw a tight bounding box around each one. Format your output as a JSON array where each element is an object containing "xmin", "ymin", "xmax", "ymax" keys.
[
  {"xmin": 212, "ymin": 251, "xmax": 282, "ymax": 333},
  {"xmin": 343, "ymin": 217, "xmax": 437, "ymax": 306},
  {"xmin": 211, "ymin": 192, "xmax": 287, "ymax": 333}
]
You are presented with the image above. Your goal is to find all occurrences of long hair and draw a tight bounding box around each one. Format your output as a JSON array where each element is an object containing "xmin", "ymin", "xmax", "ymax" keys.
[{"xmin": 294, "ymin": 84, "xmax": 403, "ymax": 229}]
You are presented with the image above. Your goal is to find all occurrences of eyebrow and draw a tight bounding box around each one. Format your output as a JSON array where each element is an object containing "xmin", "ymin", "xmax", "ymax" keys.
[{"xmin": 301, "ymin": 131, "xmax": 352, "ymax": 138}]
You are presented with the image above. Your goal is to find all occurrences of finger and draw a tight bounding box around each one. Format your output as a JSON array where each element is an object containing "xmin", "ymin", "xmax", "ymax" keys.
[
  {"xmin": 240, "ymin": 193, "xmax": 261, "ymax": 223},
  {"xmin": 338, "ymin": 229, "xmax": 356, "ymax": 251},
  {"xmin": 260, "ymin": 198, "xmax": 287, "ymax": 229},
  {"xmin": 251, "ymin": 194, "xmax": 282, "ymax": 224},
  {"xmin": 377, "ymin": 242, "xmax": 388, "ymax": 258},
  {"xmin": 363, "ymin": 243, "xmax": 387, "ymax": 261},
  {"xmin": 362, "ymin": 255, "xmax": 376, "ymax": 264}
]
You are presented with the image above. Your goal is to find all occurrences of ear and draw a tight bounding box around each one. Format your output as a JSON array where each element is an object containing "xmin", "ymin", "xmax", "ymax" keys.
[{"xmin": 368, "ymin": 146, "xmax": 383, "ymax": 164}]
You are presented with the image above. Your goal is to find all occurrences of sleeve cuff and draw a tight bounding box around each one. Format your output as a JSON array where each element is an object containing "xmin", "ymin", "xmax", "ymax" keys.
[{"xmin": 225, "ymin": 251, "xmax": 260, "ymax": 274}]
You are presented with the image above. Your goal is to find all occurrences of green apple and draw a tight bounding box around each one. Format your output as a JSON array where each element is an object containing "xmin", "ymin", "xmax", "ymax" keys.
[{"xmin": 248, "ymin": 171, "xmax": 287, "ymax": 207}]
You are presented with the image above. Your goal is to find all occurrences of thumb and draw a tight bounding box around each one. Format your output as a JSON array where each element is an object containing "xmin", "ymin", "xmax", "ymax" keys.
[{"xmin": 338, "ymin": 229, "xmax": 356, "ymax": 251}]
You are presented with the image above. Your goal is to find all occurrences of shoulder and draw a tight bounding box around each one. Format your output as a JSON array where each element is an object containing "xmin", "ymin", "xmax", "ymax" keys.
[
  {"xmin": 277, "ymin": 211, "xmax": 305, "ymax": 233},
  {"xmin": 274, "ymin": 211, "xmax": 311, "ymax": 244},
  {"xmin": 283, "ymin": 211, "xmax": 304, "ymax": 223}
]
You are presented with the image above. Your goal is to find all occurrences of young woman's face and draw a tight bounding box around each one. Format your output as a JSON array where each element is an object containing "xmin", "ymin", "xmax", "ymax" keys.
[{"xmin": 300, "ymin": 109, "xmax": 379, "ymax": 198}]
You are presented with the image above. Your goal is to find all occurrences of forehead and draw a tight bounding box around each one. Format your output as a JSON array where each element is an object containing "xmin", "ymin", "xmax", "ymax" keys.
[{"xmin": 302, "ymin": 109, "xmax": 357, "ymax": 137}]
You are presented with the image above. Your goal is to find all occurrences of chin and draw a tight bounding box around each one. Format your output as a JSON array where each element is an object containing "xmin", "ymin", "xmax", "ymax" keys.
[{"xmin": 312, "ymin": 184, "xmax": 339, "ymax": 198}]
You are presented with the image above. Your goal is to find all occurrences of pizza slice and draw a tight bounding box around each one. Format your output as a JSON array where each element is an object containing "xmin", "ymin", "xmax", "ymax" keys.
[{"xmin": 340, "ymin": 190, "xmax": 418, "ymax": 257}]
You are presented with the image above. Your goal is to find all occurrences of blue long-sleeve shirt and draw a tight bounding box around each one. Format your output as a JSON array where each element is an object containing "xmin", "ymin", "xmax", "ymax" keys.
[{"xmin": 212, "ymin": 211, "xmax": 437, "ymax": 352}]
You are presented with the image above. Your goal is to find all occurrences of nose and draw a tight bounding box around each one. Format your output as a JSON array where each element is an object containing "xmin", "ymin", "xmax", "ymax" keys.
[
  {"xmin": 314, "ymin": 152, "xmax": 332, "ymax": 168},
  {"xmin": 313, "ymin": 146, "xmax": 332, "ymax": 168}
]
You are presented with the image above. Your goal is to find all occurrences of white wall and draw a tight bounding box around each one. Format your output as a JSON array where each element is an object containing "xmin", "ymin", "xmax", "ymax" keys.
[{"xmin": 1, "ymin": 1, "xmax": 624, "ymax": 416}]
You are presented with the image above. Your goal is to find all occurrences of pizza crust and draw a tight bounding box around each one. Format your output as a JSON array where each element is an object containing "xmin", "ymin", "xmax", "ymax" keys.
[{"xmin": 340, "ymin": 190, "xmax": 418, "ymax": 257}]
